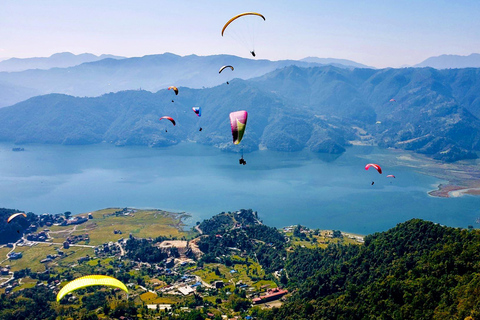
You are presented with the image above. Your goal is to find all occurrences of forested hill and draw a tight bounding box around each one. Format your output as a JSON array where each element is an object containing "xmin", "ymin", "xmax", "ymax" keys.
[
  {"xmin": 267, "ymin": 219, "xmax": 480, "ymax": 320},
  {"xmin": 0, "ymin": 208, "xmax": 28, "ymax": 244},
  {"xmin": 2, "ymin": 65, "xmax": 480, "ymax": 161}
]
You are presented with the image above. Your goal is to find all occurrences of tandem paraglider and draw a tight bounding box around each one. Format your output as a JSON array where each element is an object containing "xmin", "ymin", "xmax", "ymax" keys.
[
  {"xmin": 160, "ymin": 116, "xmax": 176, "ymax": 132},
  {"xmin": 229, "ymin": 110, "xmax": 248, "ymax": 165}
]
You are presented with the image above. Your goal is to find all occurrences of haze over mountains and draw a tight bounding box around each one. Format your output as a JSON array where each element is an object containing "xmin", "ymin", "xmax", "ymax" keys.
[
  {"xmin": 0, "ymin": 52, "xmax": 125, "ymax": 72},
  {"xmin": 415, "ymin": 53, "xmax": 480, "ymax": 69},
  {"xmin": 1, "ymin": 64, "xmax": 480, "ymax": 162},
  {"xmin": 0, "ymin": 53, "xmax": 370, "ymax": 108}
]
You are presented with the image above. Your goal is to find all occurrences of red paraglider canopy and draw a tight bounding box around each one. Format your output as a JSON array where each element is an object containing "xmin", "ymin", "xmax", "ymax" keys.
[
  {"xmin": 159, "ymin": 116, "xmax": 176, "ymax": 126},
  {"xmin": 365, "ymin": 163, "xmax": 382, "ymax": 174}
]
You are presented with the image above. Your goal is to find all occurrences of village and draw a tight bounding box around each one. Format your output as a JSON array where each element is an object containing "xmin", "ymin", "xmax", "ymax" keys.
[{"xmin": 0, "ymin": 208, "xmax": 363, "ymax": 318}]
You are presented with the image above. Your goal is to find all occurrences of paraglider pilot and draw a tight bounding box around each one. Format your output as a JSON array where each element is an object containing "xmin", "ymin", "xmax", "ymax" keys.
[{"xmin": 250, "ymin": 51, "xmax": 256, "ymax": 57}]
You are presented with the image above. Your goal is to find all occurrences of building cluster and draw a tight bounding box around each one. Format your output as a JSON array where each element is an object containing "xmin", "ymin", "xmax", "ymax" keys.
[
  {"xmin": 1, "ymin": 266, "xmax": 10, "ymax": 275},
  {"xmin": 36, "ymin": 279, "xmax": 61, "ymax": 292},
  {"xmin": 252, "ymin": 288, "xmax": 288, "ymax": 304},
  {"xmin": 94, "ymin": 240, "xmax": 123, "ymax": 257},
  {"xmin": 61, "ymin": 216, "xmax": 88, "ymax": 226},
  {"xmin": 65, "ymin": 233, "xmax": 89, "ymax": 244},
  {"xmin": 26, "ymin": 231, "xmax": 48, "ymax": 242},
  {"xmin": 40, "ymin": 252, "xmax": 63, "ymax": 264}
]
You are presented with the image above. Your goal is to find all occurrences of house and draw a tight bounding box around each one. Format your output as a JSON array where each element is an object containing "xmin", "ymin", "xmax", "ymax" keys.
[
  {"xmin": 252, "ymin": 288, "xmax": 288, "ymax": 304},
  {"xmin": 77, "ymin": 256, "xmax": 90, "ymax": 263},
  {"xmin": 178, "ymin": 286, "xmax": 195, "ymax": 295},
  {"xmin": 8, "ymin": 252, "xmax": 22, "ymax": 260}
]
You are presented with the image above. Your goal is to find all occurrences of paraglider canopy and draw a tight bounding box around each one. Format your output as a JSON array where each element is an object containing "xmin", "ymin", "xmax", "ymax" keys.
[
  {"xmin": 389, "ymin": 98, "xmax": 396, "ymax": 102},
  {"xmin": 365, "ymin": 163, "xmax": 382, "ymax": 174},
  {"xmin": 192, "ymin": 107, "xmax": 201, "ymax": 117},
  {"xmin": 7, "ymin": 212, "xmax": 26, "ymax": 223},
  {"xmin": 219, "ymin": 65, "xmax": 234, "ymax": 73},
  {"xmin": 386, "ymin": 175, "xmax": 395, "ymax": 178},
  {"xmin": 160, "ymin": 116, "xmax": 176, "ymax": 126},
  {"xmin": 168, "ymin": 86, "xmax": 178, "ymax": 95},
  {"xmin": 229, "ymin": 111, "xmax": 248, "ymax": 145},
  {"xmin": 221, "ymin": 12, "xmax": 265, "ymax": 36},
  {"xmin": 57, "ymin": 275, "xmax": 128, "ymax": 302}
]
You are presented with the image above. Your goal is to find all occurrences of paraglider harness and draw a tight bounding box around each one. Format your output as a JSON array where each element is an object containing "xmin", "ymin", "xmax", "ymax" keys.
[{"xmin": 239, "ymin": 149, "xmax": 246, "ymax": 165}]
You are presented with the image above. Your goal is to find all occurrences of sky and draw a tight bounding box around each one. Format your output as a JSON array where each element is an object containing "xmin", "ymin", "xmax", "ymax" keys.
[{"xmin": 1, "ymin": 0, "xmax": 479, "ymax": 68}]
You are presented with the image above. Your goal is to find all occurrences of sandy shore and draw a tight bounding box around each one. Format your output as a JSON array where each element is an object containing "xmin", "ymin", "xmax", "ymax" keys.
[{"xmin": 382, "ymin": 149, "xmax": 480, "ymax": 199}]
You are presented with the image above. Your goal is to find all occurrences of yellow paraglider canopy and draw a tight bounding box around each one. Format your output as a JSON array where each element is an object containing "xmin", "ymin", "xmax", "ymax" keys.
[
  {"xmin": 221, "ymin": 12, "xmax": 265, "ymax": 36},
  {"xmin": 57, "ymin": 275, "xmax": 128, "ymax": 302}
]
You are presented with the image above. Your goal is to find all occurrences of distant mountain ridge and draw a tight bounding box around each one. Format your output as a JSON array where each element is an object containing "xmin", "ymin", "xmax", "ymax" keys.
[
  {"xmin": 1, "ymin": 65, "xmax": 480, "ymax": 162},
  {"xmin": 415, "ymin": 53, "xmax": 480, "ymax": 69},
  {"xmin": 300, "ymin": 57, "xmax": 371, "ymax": 69},
  {"xmin": 0, "ymin": 53, "xmax": 369, "ymax": 108},
  {"xmin": 0, "ymin": 52, "xmax": 125, "ymax": 72}
]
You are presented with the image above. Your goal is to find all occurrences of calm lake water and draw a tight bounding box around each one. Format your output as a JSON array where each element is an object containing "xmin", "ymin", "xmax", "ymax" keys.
[{"xmin": 1, "ymin": 142, "xmax": 479, "ymax": 234}]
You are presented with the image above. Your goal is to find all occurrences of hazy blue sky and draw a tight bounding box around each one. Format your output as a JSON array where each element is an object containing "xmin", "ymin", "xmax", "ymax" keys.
[{"xmin": 1, "ymin": 0, "xmax": 479, "ymax": 68}]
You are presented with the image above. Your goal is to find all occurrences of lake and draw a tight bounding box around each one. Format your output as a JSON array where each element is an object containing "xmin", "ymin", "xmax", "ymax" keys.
[{"xmin": 1, "ymin": 142, "xmax": 479, "ymax": 234}]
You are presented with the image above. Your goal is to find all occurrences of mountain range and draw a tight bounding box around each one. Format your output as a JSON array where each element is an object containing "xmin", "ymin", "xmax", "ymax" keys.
[
  {"xmin": 0, "ymin": 53, "xmax": 370, "ymax": 108},
  {"xmin": 1, "ymin": 65, "xmax": 480, "ymax": 162},
  {"xmin": 415, "ymin": 53, "xmax": 480, "ymax": 69},
  {"xmin": 0, "ymin": 52, "xmax": 124, "ymax": 72}
]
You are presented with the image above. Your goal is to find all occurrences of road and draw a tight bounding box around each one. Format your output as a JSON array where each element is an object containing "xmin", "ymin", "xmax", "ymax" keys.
[
  {"xmin": 193, "ymin": 274, "xmax": 213, "ymax": 288},
  {"xmin": 0, "ymin": 238, "xmax": 22, "ymax": 265},
  {"xmin": 115, "ymin": 242, "xmax": 125, "ymax": 256},
  {"xmin": 27, "ymin": 240, "xmax": 95, "ymax": 248},
  {"xmin": 138, "ymin": 284, "xmax": 157, "ymax": 294}
]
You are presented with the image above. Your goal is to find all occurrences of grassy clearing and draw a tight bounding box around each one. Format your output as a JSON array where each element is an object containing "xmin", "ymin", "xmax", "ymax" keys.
[
  {"xmin": 6, "ymin": 244, "xmax": 58, "ymax": 272},
  {"xmin": 69, "ymin": 209, "xmax": 190, "ymax": 246},
  {"xmin": 140, "ymin": 292, "xmax": 157, "ymax": 302},
  {"xmin": 86, "ymin": 257, "xmax": 114, "ymax": 267},
  {"xmin": 252, "ymin": 280, "xmax": 277, "ymax": 291},
  {"xmin": 0, "ymin": 247, "xmax": 12, "ymax": 260},
  {"xmin": 7, "ymin": 243, "xmax": 93, "ymax": 272},
  {"xmin": 57, "ymin": 247, "xmax": 94, "ymax": 267},
  {"xmin": 194, "ymin": 260, "xmax": 268, "ymax": 288},
  {"xmin": 288, "ymin": 230, "xmax": 363, "ymax": 249},
  {"xmin": 150, "ymin": 296, "xmax": 182, "ymax": 304},
  {"xmin": 13, "ymin": 277, "xmax": 37, "ymax": 292},
  {"xmin": 31, "ymin": 208, "xmax": 191, "ymax": 247}
]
